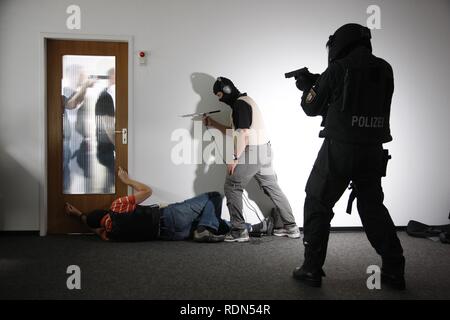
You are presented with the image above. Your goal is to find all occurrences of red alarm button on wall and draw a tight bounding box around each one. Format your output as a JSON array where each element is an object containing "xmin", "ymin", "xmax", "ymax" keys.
[{"xmin": 138, "ymin": 51, "xmax": 148, "ymax": 65}]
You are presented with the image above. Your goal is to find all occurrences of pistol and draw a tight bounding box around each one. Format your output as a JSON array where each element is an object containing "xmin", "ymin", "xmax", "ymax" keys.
[{"xmin": 285, "ymin": 67, "xmax": 309, "ymax": 79}]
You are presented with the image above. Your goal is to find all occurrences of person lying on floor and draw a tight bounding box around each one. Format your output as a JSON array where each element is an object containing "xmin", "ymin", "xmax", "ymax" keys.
[{"xmin": 66, "ymin": 167, "xmax": 272, "ymax": 242}]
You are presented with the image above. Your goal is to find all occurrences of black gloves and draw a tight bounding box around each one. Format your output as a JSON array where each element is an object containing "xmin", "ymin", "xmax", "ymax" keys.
[
  {"xmin": 295, "ymin": 70, "xmax": 320, "ymax": 92},
  {"xmin": 296, "ymin": 73, "xmax": 313, "ymax": 91}
]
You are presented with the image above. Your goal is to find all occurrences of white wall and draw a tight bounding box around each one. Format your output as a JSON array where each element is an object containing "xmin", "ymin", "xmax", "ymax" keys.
[{"xmin": 0, "ymin": 0, "xmax": 449, "ymax": 230}]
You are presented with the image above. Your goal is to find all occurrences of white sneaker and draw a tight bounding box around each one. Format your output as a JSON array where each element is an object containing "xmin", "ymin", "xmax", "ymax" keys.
[
  {"xmin": 224, "ymin": 229, "xmax": 250, "ymax": 243},
  {"xmin": 273, "ymin": 226, "xmax": 300, "ymax": 239}
]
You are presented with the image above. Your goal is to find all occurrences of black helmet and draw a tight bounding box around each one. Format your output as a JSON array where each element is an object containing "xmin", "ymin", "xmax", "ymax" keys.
[
  {"xmin": 326, "ymin": 23, "xmax": 372, "ymax": 63},
  {"xmin": 213, "ymin": 77, "xmax": 241, "ymax": 106}
]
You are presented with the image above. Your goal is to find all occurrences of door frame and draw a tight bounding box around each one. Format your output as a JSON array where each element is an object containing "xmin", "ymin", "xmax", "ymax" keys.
[{"xmin": 38, "ymin": 33, "xmax": 135, "ymax": 236}]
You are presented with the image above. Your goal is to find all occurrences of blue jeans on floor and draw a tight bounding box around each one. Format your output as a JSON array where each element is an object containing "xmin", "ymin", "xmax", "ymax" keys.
[{"xmin": 160, "ymin": 192, "xmax": 229, "ymax": 241}]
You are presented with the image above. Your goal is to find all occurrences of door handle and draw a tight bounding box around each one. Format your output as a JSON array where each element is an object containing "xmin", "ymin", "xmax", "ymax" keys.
[{"xmin": 114, "ymin": 128, "xmax": 128, "ymax": 145}]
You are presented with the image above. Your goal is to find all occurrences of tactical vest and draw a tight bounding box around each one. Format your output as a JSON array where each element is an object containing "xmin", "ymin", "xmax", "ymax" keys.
[
  {"xmin": 107, "ymin": 205, "xmax": 161, "ymax": 242},
  {"xmin": 232, "ymin": 95, "xmax": 270, "ymax": 146},
  {"xmin": 323, "ymin": 49, "xmax": 393, "ymax": 144}
]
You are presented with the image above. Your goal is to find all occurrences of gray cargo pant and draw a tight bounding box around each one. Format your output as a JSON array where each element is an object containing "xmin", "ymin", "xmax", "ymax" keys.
[{"xmin": 224, "ymin": 142, "xmax": 297, "ymax": 230}]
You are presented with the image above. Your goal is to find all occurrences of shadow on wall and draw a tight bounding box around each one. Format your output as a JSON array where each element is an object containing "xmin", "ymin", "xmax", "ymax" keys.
[
  {"xmin": 190, "ymin": 72, "xmax": 227, "ymax": 196},
  {"xmin": 189, "ymin": 73, "xmax": 273, "ymax": 220},
  {"xmin": 0, "ymin": 146, "xmax": 39, "ymax": 230}
]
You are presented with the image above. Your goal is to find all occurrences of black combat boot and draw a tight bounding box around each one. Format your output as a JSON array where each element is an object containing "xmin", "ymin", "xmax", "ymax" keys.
[
  {"xmin": 381, "ymin": 256, "xmax": 406, "ymax": 290},
  {"xmin": 292, "ymin": 266, "xmax": 325, "ymax": 288},
  {"xmin": 381, "ymin": 271, "xmax": 406, "ymax": 290}
]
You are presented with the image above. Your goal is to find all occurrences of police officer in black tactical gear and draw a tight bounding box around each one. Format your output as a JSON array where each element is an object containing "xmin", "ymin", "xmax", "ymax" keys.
[{"xmin": 290, "ymin": 23, "xmax": 406, "ymax": 289}]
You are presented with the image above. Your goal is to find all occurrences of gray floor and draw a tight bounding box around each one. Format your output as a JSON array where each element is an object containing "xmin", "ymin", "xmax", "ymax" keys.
[{"xmin": 0, "ymin": 232, "xmax": 449, "ymax": 300}]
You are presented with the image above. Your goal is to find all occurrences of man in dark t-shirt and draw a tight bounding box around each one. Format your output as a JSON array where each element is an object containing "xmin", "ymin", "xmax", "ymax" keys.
[{"xmin": 203, "ymin": 77, "xmax": 299, "ymax": 242}]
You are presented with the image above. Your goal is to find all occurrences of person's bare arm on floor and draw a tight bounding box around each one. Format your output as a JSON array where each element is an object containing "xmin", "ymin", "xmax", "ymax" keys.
[{"xmin": 65, "ymin": 203, "xmax": 109, "ymax": 241}]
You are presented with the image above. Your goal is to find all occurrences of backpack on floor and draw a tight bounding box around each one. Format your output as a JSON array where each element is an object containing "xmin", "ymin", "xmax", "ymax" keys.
[{"xmin": 407, "ymin": 217, "xmax": 450, "ymax": 244}]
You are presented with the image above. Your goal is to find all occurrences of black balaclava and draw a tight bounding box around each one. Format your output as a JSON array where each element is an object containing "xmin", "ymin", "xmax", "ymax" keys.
[
  {"xmin": 86, "ymin": 209, "xmax": 109, "ymax": 229},
  {"xmin": 326, "ymin": 23, "xmax": 372, "ymax": 63},
  {"xmin": 213, "ymin": 77, "xmax": 241, "ymax": 106}
]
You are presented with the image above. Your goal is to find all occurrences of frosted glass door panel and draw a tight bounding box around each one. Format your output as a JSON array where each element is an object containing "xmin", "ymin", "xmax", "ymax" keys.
[{"xmin": 62, "ymin": 55, "xmax": 116, "ymax": 194}]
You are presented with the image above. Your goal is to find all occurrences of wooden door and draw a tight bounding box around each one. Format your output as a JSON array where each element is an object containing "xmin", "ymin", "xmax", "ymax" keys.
[{"xmin": 47, "ymin": 40, "xmax": 128, "ymax": 234}]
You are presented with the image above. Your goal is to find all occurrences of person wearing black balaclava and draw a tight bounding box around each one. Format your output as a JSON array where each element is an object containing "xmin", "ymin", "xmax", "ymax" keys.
[
  {"xmin": 203, "ymin": 77, "xmax": 299, "ymax": 242},
  {"xmin": 290, "ymin": 23, "xmax": 405, "ymax": 289}
]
